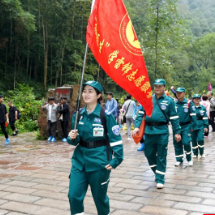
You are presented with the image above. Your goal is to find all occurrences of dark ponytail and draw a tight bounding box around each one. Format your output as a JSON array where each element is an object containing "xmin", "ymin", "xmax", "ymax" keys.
[{"xmin": 95, "ymin": 88, "xmax": 103, "ymax": 104}]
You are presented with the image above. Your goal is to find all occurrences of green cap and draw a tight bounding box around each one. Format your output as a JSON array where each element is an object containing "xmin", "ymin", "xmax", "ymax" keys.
[
  {"xmin": 154, "ymin": 79, "xmax": 166, "ymax": 86},
  {"xmin": 176, "ymin": 87, "xmax": 186, "ymax": 92},
  {"xmin": 83, "ymin": 81, "xmax": 103, "ymax": 93},
  {"xmin": 193, "ymin": 94, "xmax": 201, "ymax": 99}
]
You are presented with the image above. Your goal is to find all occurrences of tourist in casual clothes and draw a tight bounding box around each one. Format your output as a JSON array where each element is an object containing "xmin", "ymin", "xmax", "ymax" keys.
[
  {"xmin": 8, "ymin": 101, "xmax": 18, "ymax": 136},
  {"xmin": 0, "ymin": 95, "xmax": 10, "ymax": 145},
  {"xmin": 58, "ymin": 97, "xmax": 70, "ymax": 142},
  {"xmin": 122, "ymin": 97, "xmax": 127, "ymax": 130},
  {"xmin": 105, "ymin": 92, "xmax": 117, "ymax": 119},
  {"xmin": 200, "ymin": 94, "xmax": 210, "ymax": 137},
  {"xmin": 207, "ymin": 91, "xmax": 215, "ymax": 132},
  {"xmin": 42, "ymin": 97, "xmax": 58, "ymax": 142},
  {"xmin": 123, "ymin": 94, "xmax": 135, "ymax": 140},
  {"xmin": 118, "ymin": 105, "xmax": 123, "ymax": 128}
]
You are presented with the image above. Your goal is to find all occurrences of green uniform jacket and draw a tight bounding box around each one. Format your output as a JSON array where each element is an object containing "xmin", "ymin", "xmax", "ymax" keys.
[
  {"xmin": 193, "ymin": 105, "xmax": 209, "ymax": 130},
  {"xmin": 135, "ymin": 94, "xmax": 181, "ymax": 135},
  {"xmin": 175, "ymin": 98, "xmax": 197, "ymax": 131},
  {"xmin": 67, "ymin": 103, "xmax": 123, "ymax": 172}
]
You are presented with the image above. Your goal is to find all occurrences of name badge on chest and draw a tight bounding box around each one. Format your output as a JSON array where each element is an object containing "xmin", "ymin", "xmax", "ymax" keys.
[{"xmin": 93, "ymin": 127, "xmax": 104, "ymax": 137}]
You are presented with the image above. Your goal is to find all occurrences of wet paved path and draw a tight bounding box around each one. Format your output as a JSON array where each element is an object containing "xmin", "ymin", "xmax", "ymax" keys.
[{"xmin": 0, "ymin": 131, "xmax": 215, "ymax": 215}]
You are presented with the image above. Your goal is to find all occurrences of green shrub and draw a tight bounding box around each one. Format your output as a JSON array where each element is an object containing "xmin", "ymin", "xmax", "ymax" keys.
[{"xmin": 0, "ymin": 83, "xmax": 42, "ymax": 135}]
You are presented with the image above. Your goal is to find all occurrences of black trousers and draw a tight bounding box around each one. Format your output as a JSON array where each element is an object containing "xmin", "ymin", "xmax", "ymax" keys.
[
  {"xmin": 47, "ymin": 121, "xmax": 57, "ymax": 137},
  {"xmin": 210, "ymin": 111, "xmax": 215, "ymax": 132},
  {"xmin": 61, "ymin": 121, "xmax": 69, "ymax": 138},
  {"xmin": 0, "ymin": 122, "xmax": 8, "ymax": 139},
  {"xmin": 9, "ymin": 121, "xmax": 16, "ymax": 131}
]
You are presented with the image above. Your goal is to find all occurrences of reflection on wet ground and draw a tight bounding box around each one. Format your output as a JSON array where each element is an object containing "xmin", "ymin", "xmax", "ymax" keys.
[{"xmin": 0, "ymin": 133, "xmax": 75, "ymax": 178}]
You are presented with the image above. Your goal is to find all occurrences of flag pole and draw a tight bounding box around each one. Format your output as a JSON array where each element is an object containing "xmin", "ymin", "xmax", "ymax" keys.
[{"xmin": 73, "ymin": 0, "xmax": 96, "ymax": 130}]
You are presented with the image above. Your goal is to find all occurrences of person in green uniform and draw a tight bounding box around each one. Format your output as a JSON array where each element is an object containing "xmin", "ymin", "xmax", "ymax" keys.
[
  {"xmin": 191, "ymin": 94, "xmax": 209, "ymax": 159},
  {"xmin": 132, "ymin": 79, "xmax": 181, "ymax": 189},
  {"xmin": 67, "ymin": 81, "xmax": 123, "ymax": 215},
  {"xmin": 174, "ymin": 87, "xmax": 197, "ymax": 167}
]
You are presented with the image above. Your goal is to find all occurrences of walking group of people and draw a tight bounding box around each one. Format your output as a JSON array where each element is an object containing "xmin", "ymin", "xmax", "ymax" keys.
[
  {"xmin": 42, "ymin": 97, "xmax": 70, "ymax": 142},
  {"xmin": 0, "ymin": 95, "xmax": 19, "ymax": 145},
  {"xmin": 133, "ymin": 79, "xmax": 211, "ymax": 189}
]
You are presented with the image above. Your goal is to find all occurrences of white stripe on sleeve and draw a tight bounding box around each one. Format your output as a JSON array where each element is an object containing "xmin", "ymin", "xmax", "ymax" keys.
[
  {"xmin": 110, "ymin": 140, "xmax": 123, "ymax": 147},
  {"xmin": 170, "ymin": 116, "xmax": 179, "ymax": 120},
  {"xmin": 190, "ymin": 113, "xmax": 196, "ymax": 116}
]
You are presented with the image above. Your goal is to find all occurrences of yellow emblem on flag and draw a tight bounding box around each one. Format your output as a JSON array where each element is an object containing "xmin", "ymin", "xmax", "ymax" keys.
[{"xmin": 119, "ymin": 14, "xmax": 142, "ymax": 56}]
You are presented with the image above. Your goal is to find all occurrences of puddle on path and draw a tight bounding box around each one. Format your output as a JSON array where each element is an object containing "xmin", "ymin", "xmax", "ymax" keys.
[{"xmin": 0, "ymin": 132, "xmax": 74, "ymax": 179}]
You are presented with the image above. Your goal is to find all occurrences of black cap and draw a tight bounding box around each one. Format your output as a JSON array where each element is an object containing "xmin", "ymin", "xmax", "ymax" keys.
[
  {"xmin": 61, "ymin": 97, "xmax": 67, "ymax": 100},
  {"xmin": 48, "ymin": 97, "xmax": 54, "ymax": 101},
  {"xmin": 0, "ymin": 95, "xmax": 4, "ymax": 98}
]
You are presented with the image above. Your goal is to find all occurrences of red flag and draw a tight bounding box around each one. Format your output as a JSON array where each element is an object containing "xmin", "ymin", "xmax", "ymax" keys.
[{"xmin": 87, "ymin": 0, "xmax": 153, "ymax": 116}]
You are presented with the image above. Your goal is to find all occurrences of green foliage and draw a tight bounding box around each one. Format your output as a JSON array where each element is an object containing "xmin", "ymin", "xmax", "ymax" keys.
[{"xmin": 0, "ymin": 83, "xmax": 42, "ymax": 135}]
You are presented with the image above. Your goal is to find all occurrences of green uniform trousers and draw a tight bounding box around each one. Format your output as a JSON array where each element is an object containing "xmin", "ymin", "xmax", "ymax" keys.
[
  {"xmin": 191, "ymin": 129, "xmax": 204, "ymax": 156},
  {"xmin": 173, "ymin": 128, "xmax": 192, "ymax": 162},
  {"xmin": 68, "ymin": 167, "xmax": 110, "ymax": 215},
  {"xmin": 144, "ymin": 133, "xmax": 168, "ymax": 184}
]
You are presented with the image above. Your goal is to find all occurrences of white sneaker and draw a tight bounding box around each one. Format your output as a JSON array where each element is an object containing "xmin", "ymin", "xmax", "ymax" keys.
[
  {"xmin": 193, "ymin": 155, "xmax": 197, "ymax": 158},
  {"xmin": 127, "ymin": 137, "xmax": 132, "ymax": 141},
  {"xmin": 188, "ymin": 161, "xmax": 193, "ymax": 166},
  {"xmin": 199, "ymin": 154, "xmax": 205, "ymax": 159},
  {"xmin": 157, "ymin": 183, "xmax": 164, "ymax": 189},
  {"xmin": 175, "ymin": 161, "xmax": 182, "ymax": 167}
]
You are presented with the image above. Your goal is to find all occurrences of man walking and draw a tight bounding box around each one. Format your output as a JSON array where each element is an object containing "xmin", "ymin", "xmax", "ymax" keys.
[
  {"xmin": 105, "ymin": 92, "xmax": 117, "ymax": 119},
  {"xmin": 133, "ymin": 79, "xmax": 181, "ymax": 189},
  {"xmin": 207, "ymin": 91, "xmax": 215, "ymax": 132},
  {"xmin": 173, "ymin": 87, "xmax": 197, "ymax": 167},
  {"xmin": 0, "ymin": 95, "xmax": 10, "ymax": 145},
  {"xmin": 58, "ymin": 97, "xmax": 70, "ymax": 142},
  {"xmin": 42, "ymin": 97, "xmax": 58, "ymax": 142},
  {"xmin": 8, "ymin": 101, "xmax": 19, "ymax": 136},
  {"xmin": 123, "ymin": 95, "xmax": 135, "ymax": 140}
]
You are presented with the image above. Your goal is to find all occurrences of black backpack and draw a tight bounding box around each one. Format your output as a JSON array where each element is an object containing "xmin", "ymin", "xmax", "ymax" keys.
[{"xmin": 17, "ymin": 109, "xmax": 21, "ymax": 119}]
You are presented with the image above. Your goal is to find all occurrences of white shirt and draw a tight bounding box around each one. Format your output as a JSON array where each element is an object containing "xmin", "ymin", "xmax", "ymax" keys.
[{"xmin": 48, "ymin": 105, "xmax": 52, "ymax": 120}]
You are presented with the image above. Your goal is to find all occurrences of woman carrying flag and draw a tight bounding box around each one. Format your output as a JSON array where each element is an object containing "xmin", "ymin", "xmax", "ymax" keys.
[{"xmin": 67, "ymin": 81, "xmax": 123, "ymax": 215}]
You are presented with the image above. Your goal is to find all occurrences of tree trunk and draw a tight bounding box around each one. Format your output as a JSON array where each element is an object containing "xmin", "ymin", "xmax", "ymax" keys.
[
  {"xmin": 4, "ymin": 47, "xmax": 7, "ymax": 76},
  {"xmin": 34, "ymin": 65, "xmax": 37, "ymax": 83},
  {"xmin": 50, "ymin": 46, "xmax": 53, "ymax": 85},
  {"xmin": 26, "ymin": 0, "xmax": 30, "ymax": 75},
  {"xmin": 60, "ymin": 65, "xmax": 63, "ymax": 86},
  {"xmin": 154, "ymin": 4, "xmax": 159, "ymax": 79},
  {"xmin": 71, "ymin": 2, "xmax": 76, "ymax": 39},
  {"xmin": 29, "ymin": 62, "xmax": 32, "ymax": 80},
  {"xmin": 26, "ymin": 35, "xmax": 30, "ymax": 75},
  {"xmin": 43, "ymin": 4, "xmax": 48, "ymax": 91},
  {"xmin": 55, "ymin": 44, "xmax": 65, "ymax": 88},
  {"xmin": 14, "ymin": 43, "xmax": 17, "ymax": 89}
]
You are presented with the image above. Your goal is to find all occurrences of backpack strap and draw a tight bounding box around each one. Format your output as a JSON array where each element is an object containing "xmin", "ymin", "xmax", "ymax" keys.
[{"xmin": 100, "ymin": 107, "xmax": 110, "ymax": 161}]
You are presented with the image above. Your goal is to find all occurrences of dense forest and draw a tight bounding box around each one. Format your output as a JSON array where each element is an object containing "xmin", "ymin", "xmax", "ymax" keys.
[{"xmin": 0, "ymin": 0, "xmax": 215, "ymax": 98}]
